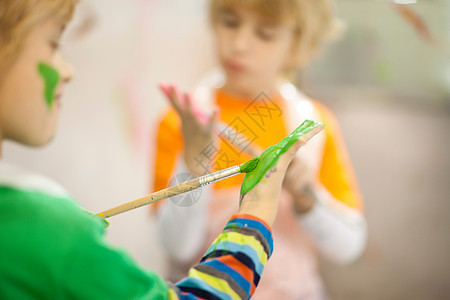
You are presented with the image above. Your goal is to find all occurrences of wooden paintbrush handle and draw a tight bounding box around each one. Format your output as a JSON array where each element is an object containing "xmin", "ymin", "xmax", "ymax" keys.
[{"xmin": 98, "ymin": 178, "xmax": 201, "ymax": 218}]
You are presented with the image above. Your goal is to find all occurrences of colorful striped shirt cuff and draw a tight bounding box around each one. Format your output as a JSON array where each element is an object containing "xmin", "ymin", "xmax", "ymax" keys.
[{"xmin": 172, "ymin": 214, "xmax": 273, "ymax": 299}]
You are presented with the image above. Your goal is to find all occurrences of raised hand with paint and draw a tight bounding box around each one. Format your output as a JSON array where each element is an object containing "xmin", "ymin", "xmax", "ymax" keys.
[
  {"xmin": 159, "ymin": 84, "xmax": 218, "ymax": 176},
  {"xmin": 239, "ymin": 121, "xmax": 324, "ymax": 225}
]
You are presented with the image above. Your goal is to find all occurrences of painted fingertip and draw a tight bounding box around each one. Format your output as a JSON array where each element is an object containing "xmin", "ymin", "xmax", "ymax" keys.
[
  {"xmin": 172, "ymin": 85, "xmax": 184, "ymax": 102},
  {"xmin": 159, "ymin": 84, "xmax": 171, "ymax": 98},
  {"xmin": 168, "ymin": 85, "xmax": 179, "ymax": 101},
  {"xmin": 184, "ymin": 93, "xmax": 192, "ymax": 104}
]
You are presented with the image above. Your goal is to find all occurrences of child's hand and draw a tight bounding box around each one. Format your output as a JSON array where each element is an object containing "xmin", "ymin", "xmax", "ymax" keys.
[
  {"xmin": 159, "ymin": 84, "xmax": 217, "ymax": 176},
  {"xmin": 238, "ymin": 139, "xmax": 307, "ymax": 227},
  {"xmin": 283, "ymin": 157, "xmax": 316, "ymax": 214}
]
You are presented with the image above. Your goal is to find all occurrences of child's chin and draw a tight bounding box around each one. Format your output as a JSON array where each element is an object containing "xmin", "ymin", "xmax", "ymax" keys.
[{"xmin": 24, "ymin": 132, "xmax": 57, "ymax": 147}]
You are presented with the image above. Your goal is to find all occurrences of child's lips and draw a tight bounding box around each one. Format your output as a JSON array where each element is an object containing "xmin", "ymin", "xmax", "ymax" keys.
[
  {"xmin": 225, "ymin": 60, "xmax": 245, "ymax": 73},
  {"xmin": 54, "ymin": 92, "xmax": 63, "ymax": 107}
]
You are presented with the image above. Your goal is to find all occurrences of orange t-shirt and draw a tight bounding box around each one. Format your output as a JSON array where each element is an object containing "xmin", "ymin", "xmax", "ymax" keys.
[{"xmin": 152, "ymin": 89, "xmax": 362, "ymax": 210}]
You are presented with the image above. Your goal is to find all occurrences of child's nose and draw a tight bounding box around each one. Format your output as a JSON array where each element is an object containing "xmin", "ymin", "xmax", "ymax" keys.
[
  {"xmin": 231, "ymin": 26, "xmax": 252, "ymax": 53},
  {"xmin": 55, "ymin": 53, "xmax": 74, "ymax": 83}
]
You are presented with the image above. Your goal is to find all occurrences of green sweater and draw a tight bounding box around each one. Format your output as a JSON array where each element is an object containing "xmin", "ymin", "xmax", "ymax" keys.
[{"xmin": 0, "ymin": 181, "xmax": 168, "ymax": 299}]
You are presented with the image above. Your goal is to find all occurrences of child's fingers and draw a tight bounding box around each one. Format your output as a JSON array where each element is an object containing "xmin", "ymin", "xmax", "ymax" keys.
[
  {"xmin": 183, "ymin": 93, "xmax": 193, "ymax": 115},
  {"xmin": 280, "ymin": 124, "xmax": 324, "ymax": 169},
  {"xmin": 284, "ymin": 157, "xmax": 300, "ymax": 184},
  {"xmin": 158, "ymin": 83, "xmax": 171, "ymax": 99},
  {"xmin": 172, "ymin": 85, "xmax": 185, "ymax": 106},
  {"xmin": 159, "ymin": 83, "xmax": 183, "ymax": 115},
  {"xmin": 286, "ymin": 139, "xmax": 306, "ymax": 156},
  {"xmin": 277, "ymin": 137, "xmax": 313, "ymax": 174},
  {"xmin": 283, "ymin": 157, "xmax": 309, "ymax": 193},
  {"xmin": 185, "ymin": 93, "xmax": 214, "ymax": 125},
  {"xmin": 167, "ymin": 85, "xmax": 184, "ymax": 115},
  {"xmin": 286, "ymin": 124, "xmax": 325, "ymax": 156},
  {"xmin": 205, "ymin": 108, "xmax": 219, "ymax": 133}
]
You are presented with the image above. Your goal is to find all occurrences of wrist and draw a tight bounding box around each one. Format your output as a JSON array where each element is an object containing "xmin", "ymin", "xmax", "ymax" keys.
[
  {"xmin": 238, "ymin": 197, "xmax": 278, "ymax": 227},
  {"xmin": 184, "ymin": 152, "xmax": 209, "ymax": 176},
  {"xmin": 238, "ymin": 206, "xmax": 276, "ymax": 227}
]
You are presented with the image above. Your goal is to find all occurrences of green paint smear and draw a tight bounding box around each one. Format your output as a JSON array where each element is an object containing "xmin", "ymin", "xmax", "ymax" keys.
[
  {"xmin": 240, "ymin": 120, "xmax": 323, "ymax": 195},
  {"xmin": 37, "ymin": 62, "xmax": 60, "ymax": 108},
  {"xmin": 240, "ymin": 157, "xmax": 260, "ymax": 173}
]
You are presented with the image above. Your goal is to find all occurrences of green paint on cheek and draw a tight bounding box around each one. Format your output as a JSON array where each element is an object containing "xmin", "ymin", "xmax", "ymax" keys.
[
  {"xmin": 240, "ymin": 120, "xmax": 323, "ymax": 194},
  {"xmin": 37, "ymin": 62, "xmax": 60, "ymax": 108}
]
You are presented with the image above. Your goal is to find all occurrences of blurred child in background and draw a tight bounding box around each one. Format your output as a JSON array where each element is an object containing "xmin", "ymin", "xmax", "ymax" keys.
[{"xmin": 152, "ymin": 0, "xmax": 367, "ymax": 298}]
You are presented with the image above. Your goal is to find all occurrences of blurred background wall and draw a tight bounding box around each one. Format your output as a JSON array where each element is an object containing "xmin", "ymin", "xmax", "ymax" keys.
[{"xmin": 3, "ymin": 0, "xmax": 449, "ymax": 299}]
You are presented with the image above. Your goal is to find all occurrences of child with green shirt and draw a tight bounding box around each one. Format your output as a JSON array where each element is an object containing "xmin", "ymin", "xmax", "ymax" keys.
[{"xmin": 0, "ymin": 0, "xmax": 314, "ymax": 298}]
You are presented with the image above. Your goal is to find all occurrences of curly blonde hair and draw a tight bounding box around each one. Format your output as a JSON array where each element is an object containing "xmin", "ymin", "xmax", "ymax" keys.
[
  {"xmin": 0, "ymin": 0, "xmax": 78, "ymax": 70},
  {"xmin": 209, "ymin": 0, "xmax": 343, "ymax": 69}
]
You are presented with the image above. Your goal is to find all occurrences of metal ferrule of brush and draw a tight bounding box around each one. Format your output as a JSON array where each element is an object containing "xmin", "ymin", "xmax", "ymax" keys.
[{"xmin": 198, "ymin": 165, "xmax": 242, "ymax": 187}]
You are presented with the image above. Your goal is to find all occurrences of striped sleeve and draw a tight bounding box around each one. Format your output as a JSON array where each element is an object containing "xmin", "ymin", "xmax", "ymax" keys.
[{"xmin": 169, "ymin": 214, "xmax": 273, "ymax": 299}]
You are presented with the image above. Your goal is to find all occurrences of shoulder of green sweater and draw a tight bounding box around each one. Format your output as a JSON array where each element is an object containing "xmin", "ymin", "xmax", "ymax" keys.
[
  {"xmin": 0, "ymin": 162, "xmax": 105, "ymax": 233},
  {"xmin": 0, "ymin": 161, "xmax": 70, "ymax": 199},
  {"xmin": 0, "ymin": 185, "xmax": 105, "ymax": 237}
]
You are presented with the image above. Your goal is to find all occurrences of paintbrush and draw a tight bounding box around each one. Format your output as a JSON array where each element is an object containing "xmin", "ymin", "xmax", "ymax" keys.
[
  {"xmin": 97, "ymin": 121, "xmax": 323, "ymax": 219},
  {"xmin": 97, "ymin": 157, "xmax": 259, "ymax": 219}
]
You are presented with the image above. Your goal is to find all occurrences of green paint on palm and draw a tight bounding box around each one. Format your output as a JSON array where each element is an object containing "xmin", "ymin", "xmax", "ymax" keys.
[
  {"xmin": 240, "ymin": 120, "xmax": 322, "ymax": 194},
  {"xmin": 38, "ymin": 62, "xmax": 60, "ymax": 108}
]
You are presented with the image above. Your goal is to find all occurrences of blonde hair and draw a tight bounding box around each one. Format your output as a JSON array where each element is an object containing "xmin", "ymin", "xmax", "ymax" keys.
[
  {"xmin": 209, "ymin": 0, "xmax": 343, "ymax": 69},
  {"xmin": 0, "ymin": 0, "xmax": 78, "ymax": 70}
]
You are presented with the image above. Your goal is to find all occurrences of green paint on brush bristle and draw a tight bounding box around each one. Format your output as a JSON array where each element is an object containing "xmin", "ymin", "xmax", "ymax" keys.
[
  {"xmin": 37, "ymin": 62, "xmax": 60, "ymax": 109},
  {"xmin": 240, "ymin": 120, "xmax": 323, "ymax": 195},
  {"xmin": 96, "ymin": 213, "xmax": 110, "ymax": 228},
  {"xmin": 240, "ymin": 157, "xmax": 260, "ymax": 173}
]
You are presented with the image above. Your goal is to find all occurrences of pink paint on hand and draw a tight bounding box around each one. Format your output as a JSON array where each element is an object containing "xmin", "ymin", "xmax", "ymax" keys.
[{"xmin": 159, "ymin": 83, "xmax": 210, "ymax": 124}]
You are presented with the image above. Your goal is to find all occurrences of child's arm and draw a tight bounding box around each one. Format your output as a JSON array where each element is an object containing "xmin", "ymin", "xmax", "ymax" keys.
[
  {"xmin": 296, "ymin": 186, "xmax": 367, "ymax": 264},
  {"xmin": 283, "ymin": 158, "xmax": 366, "ymax": 264},
  {"xmin": 170, "ymin": 213, "xmax": 273, "ymax": 299}
]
